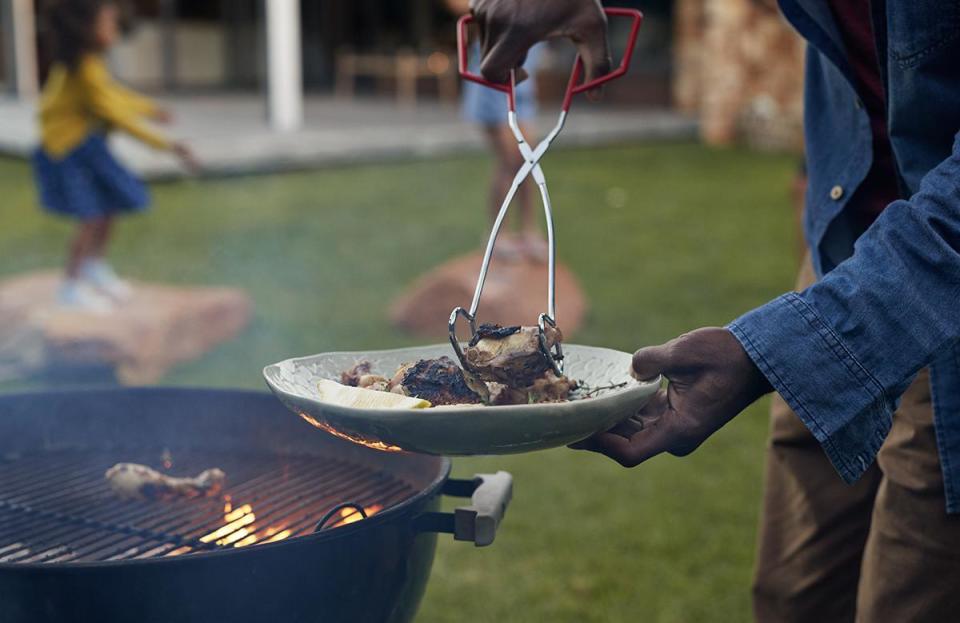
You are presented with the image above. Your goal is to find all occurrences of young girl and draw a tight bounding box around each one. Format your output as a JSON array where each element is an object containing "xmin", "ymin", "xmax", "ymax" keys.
[
  {"xmin": 33, "ymin": 0, "xmax": 195, "ymax": 312},
  {"xmin": 446, "ymin": 0, "xmax": 547, "ymax": 262}
]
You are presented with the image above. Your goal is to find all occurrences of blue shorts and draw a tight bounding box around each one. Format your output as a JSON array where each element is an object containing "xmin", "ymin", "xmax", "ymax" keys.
[
  {"xmin": 462, "ymin": 43, "xmax": 543, "ymax": 126},
  {"xmin": 32, "ymin": 134, "xmax": 149, "ymax": 221}
]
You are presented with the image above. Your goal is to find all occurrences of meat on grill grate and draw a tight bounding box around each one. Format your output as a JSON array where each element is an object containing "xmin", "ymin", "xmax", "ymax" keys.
[
  {"xmin": 105, "ymin": 463, "xmax": 226, "ymax": 501},
  {"xmin": 0, "ymin": 449, "xmax": 417, "ymax": 564}
]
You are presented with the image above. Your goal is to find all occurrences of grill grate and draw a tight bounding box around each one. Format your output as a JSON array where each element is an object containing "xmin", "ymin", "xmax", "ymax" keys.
[{"xmin": 0, "ymin": 448, "xmax": 417, "ymax": 564}]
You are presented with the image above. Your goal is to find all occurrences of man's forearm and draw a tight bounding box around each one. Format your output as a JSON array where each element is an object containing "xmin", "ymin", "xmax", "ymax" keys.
[{"xmin": 730, "ymin": 131, "xmax": 960, "ymax": 482}]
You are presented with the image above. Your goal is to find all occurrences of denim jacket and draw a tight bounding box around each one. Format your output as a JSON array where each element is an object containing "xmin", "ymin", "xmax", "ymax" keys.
[{"xmin": 728, "ymin": 0, "xmax": 960, "ymax": 511}]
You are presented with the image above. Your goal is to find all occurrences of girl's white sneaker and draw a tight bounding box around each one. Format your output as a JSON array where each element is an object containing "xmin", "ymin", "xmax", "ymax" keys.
[
  {"xmin": 78, "ymin": 259, "xmax": 133, "ymax": 302},
  {"xmin": 58, "ymin": 279, "xmax": 115, "ymax": 314}
]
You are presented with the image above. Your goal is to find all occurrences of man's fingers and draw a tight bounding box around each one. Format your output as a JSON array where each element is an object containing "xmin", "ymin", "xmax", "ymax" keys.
[
  {"xmin": 476, "ymin": 8, "xmax": 535, "ymax": 87},
  {"xmin": 632, "ymin": 343, "xmax": 675, "ymax": 381},
  {"xmin": 570, "ymin": 414, "xmax": 677, "ymax": 467},
  {"xmin": 571, "ymin": 11, "xmax": 611, "ymax": 85},
  {"xmin": 632, "ymin": 332, "xmax": 713, "ymax": 381},
  {"xmin": 637, "ymin": 386, "xmax": 668, "ymax": 421},
  {"xmin": 569, "ymin": 432, "xmax": 636, "ymax": 460}
]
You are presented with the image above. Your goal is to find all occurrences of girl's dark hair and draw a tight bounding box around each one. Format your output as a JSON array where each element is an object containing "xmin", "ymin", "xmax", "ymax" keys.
[{"xmin": 44, "ymin": 0, "xmax": 114, "ymax": 69}]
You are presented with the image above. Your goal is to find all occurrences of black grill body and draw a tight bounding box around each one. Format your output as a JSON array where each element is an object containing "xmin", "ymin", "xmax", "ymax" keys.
[{"xmin": 0, "ymin": 388, "xmax": 452, "ymax": 623}]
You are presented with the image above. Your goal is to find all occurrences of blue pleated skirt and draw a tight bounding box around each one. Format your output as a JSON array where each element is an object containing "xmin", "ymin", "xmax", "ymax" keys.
[{"xmin": 32, "ymin": 134, "xmax": 149, "ymax": 221}]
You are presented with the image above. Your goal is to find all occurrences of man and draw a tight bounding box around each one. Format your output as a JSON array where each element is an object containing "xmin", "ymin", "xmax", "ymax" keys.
[{"xmin": 470, "ymin": 0, "xmax": 960, "ymax": 620}]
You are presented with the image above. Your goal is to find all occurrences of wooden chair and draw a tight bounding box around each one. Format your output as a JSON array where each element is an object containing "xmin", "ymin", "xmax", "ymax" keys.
[{"xmin": 335, "ymin": 48, "xmax": 458, "ymax": 108}]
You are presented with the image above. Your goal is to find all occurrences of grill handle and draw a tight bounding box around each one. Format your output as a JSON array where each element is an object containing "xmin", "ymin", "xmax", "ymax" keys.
[{"xmin": 415, "ymin": 471, "xmax": 512, "ymax": 547}]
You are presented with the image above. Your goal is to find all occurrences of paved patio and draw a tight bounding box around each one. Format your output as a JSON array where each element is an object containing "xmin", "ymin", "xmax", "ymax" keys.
[{"xmin": 0, "ymin": 95, "xmax": 696, "ymax": 179}]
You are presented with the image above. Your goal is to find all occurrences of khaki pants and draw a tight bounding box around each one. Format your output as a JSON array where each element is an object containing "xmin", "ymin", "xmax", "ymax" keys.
[{"xmin": 752, "ymin": 257, "xmax": 960, "ymax": 622}]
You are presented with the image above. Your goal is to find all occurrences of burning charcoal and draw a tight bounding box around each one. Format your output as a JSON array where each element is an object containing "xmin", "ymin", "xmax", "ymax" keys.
[
  {"xmin": 389, "ymin": 357, "xmax": 485, "ymax": 406},
  {"xmin": 105, "ymin": 463, "xmax": 226, "ymax": 502},
  {"xmin": 340, "ymin": 361, "xmax": 373, "ymax": 386},
  {"xmin": 464, "ymin": 324, "xmax": 563, "ymax": 388}
]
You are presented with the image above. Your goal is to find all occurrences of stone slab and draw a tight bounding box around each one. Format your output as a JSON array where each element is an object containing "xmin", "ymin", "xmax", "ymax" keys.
[
  {"xmin": 390, "ymin": 239, "xmax": 587, "ymax": 340},
  {"xmin": 0, "ymin": 271, "xmax": 252, "ymax": 384}
]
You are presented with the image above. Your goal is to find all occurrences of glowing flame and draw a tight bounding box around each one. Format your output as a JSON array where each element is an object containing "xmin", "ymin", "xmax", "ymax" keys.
[
  {"xmin": 165, "ymin": 495, "xmax": 386, "ymax": 558},
  {"xmin": 199, "ymin": 504, "xmax": 256, "ymax": 544},
  {"xmin": 224, "ymin": 504, "xmax": 252, "ymax": 523},
  {"xmin": 298, "ymin": 413, "xmax": 403, "ymax": 452},
  {"xmin": 331, "ymin": 504, "xmax": 383, "ymax": 528},
  {"xmin": 175, "ymin": 498, "xmax": 298, "ymax": 554},
  {"xmin": 261, "ymin": 526, "xmax": 292, "ymax": 543}
]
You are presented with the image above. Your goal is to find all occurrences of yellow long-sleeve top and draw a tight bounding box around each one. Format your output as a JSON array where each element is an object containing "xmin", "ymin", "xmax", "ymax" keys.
[{"xmin": 38, "ymin": 54, "xmax": 171, "ymax": 158}]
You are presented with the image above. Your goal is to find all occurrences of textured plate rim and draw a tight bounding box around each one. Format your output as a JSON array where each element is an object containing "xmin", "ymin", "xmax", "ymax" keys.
[{"xmin": 262, "ymin": 343, "xmax": 661, "ymax": 417}]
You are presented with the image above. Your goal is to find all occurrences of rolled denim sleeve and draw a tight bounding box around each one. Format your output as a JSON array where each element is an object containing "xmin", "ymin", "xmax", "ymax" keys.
[{"xmin": 729, "ymin": 131, "xmax": 960, "ymax": 484}]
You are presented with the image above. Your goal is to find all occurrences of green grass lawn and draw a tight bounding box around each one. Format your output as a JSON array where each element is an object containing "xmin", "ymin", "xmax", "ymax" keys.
[{"xmin": 0, "ymin": 142, "xmax": 798, "ymax": 622}]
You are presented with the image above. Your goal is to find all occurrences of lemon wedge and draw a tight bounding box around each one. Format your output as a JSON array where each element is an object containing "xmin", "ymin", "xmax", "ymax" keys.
[{"xmin": 316, "ymin": 379, "xmax": 431, "ymax": 409}]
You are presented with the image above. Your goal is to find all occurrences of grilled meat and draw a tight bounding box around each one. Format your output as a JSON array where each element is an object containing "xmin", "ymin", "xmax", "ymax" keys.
[
  {"xmin": 487, "ymin": 382, "xmax": 529, "ymax": 405},
  {"xmin": 358, "ymin": 374, "xmax": 389, "ymax": 390},
  {"xmin": 487, "ymin": 373, "xmax": 578, "ymax": 405},
  {"xmin": 341, "ymin": 361, "xmax": 373, "ymax": 386},
  {"xmin": 342, "ymin": 363, "xmax": 392, "ymax": 391},
  {"xmin": 105, "ymin": 463, "xmax": 226, "ymax": 502},
  {"xmin": 390, "ymin": 356, "xmax": 485, "ymax": 406},
  {"xmin": 527, "ymin": 372, "xmax": 578, "ymax": 402},
  {"xmin": 464, "ymin": 324, "xmax": 563, "ymax": 388},
  {"xmin": 336, "ymin": 327, "xmax": 575, "ymax": 406}
]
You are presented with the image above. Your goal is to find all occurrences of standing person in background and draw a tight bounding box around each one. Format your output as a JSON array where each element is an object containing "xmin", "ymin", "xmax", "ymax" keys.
[
  {"xmin": 445, "ymin": 0, "xmax": 547, "ymax": 262},
  {"xmin": 33, "ymin": 0, "xmax": 196, "ymax": 312}
]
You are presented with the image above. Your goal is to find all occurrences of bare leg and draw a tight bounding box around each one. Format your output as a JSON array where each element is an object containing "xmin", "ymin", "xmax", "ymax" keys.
[
  {"xmin": 66, "ymin": 219, "xmax": 104, "ymax": 279},
  {"xmin": 79, "ymin": 215, "xmax": 132, "ymax": 301},
  {"xmin": 497, "ymin": 122, "xmax": 547, "ymax": 261},
  {"xmin": 90, "ymin": 215, "xmax": 114, "ymax": 258},
  {"xmin": 482, "ymin": 124, "xmax": 528, "ymax": 226},
  {"xmin": 513, "ymin": 122, "xmax": 540, "ymax": 237}
]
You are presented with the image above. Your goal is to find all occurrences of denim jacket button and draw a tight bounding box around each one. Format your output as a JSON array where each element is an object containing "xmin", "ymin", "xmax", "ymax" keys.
[
  {"xmin": 830, "ymin": 185, "xmax": 844, "ymax": 200},
  {"xmin": 855, "ymin": 98, "xmax": 864, "ymax": 109}
]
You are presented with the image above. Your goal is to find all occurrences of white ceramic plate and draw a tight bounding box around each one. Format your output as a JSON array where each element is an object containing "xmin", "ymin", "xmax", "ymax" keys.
[{"xmin": 263, "ymin": 343, "xmax": 660, "ymax": 456}]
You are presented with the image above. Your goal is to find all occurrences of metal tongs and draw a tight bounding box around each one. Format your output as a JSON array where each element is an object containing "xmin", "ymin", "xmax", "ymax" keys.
[{"xmin": 449, "ymin": 8, "xmax": 644, "ymax": 376}]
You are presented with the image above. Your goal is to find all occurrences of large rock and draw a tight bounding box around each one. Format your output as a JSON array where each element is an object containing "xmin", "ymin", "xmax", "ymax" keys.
[
  {"xmin": 0, "ymin": 271, "xmax": 252, "ymax": 384},
  {"xmin": 390, "ymin": 239, "xmax": 587, "ymax": 340}
]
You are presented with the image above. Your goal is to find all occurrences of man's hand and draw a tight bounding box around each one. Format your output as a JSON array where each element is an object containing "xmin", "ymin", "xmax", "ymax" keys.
[
  {"xmin": 469, "ymin": 0, "xmax": 611, "ymax": 86},
  {"xmin": 570, "ymin": 328, "xmax": 773, "ymax": 467}
]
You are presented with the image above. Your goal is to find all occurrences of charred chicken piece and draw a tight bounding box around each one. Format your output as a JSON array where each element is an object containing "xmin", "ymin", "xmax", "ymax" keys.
[
  {"xmin": 390, "ymin": 356, "xmax": 485, "ymax": 406},
  {"xmin": 105, "ymin": 463, "xmax": 226, "ymax": 502},
  {"xmin": 464, "ymin": 324, "xmax": 563, "ymax": 388}
]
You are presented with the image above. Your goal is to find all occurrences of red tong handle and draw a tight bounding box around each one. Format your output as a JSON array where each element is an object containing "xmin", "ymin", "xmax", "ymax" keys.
[{"xmin": 457, "ymin": 7, "xmax": 644, "ymax": 112}]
